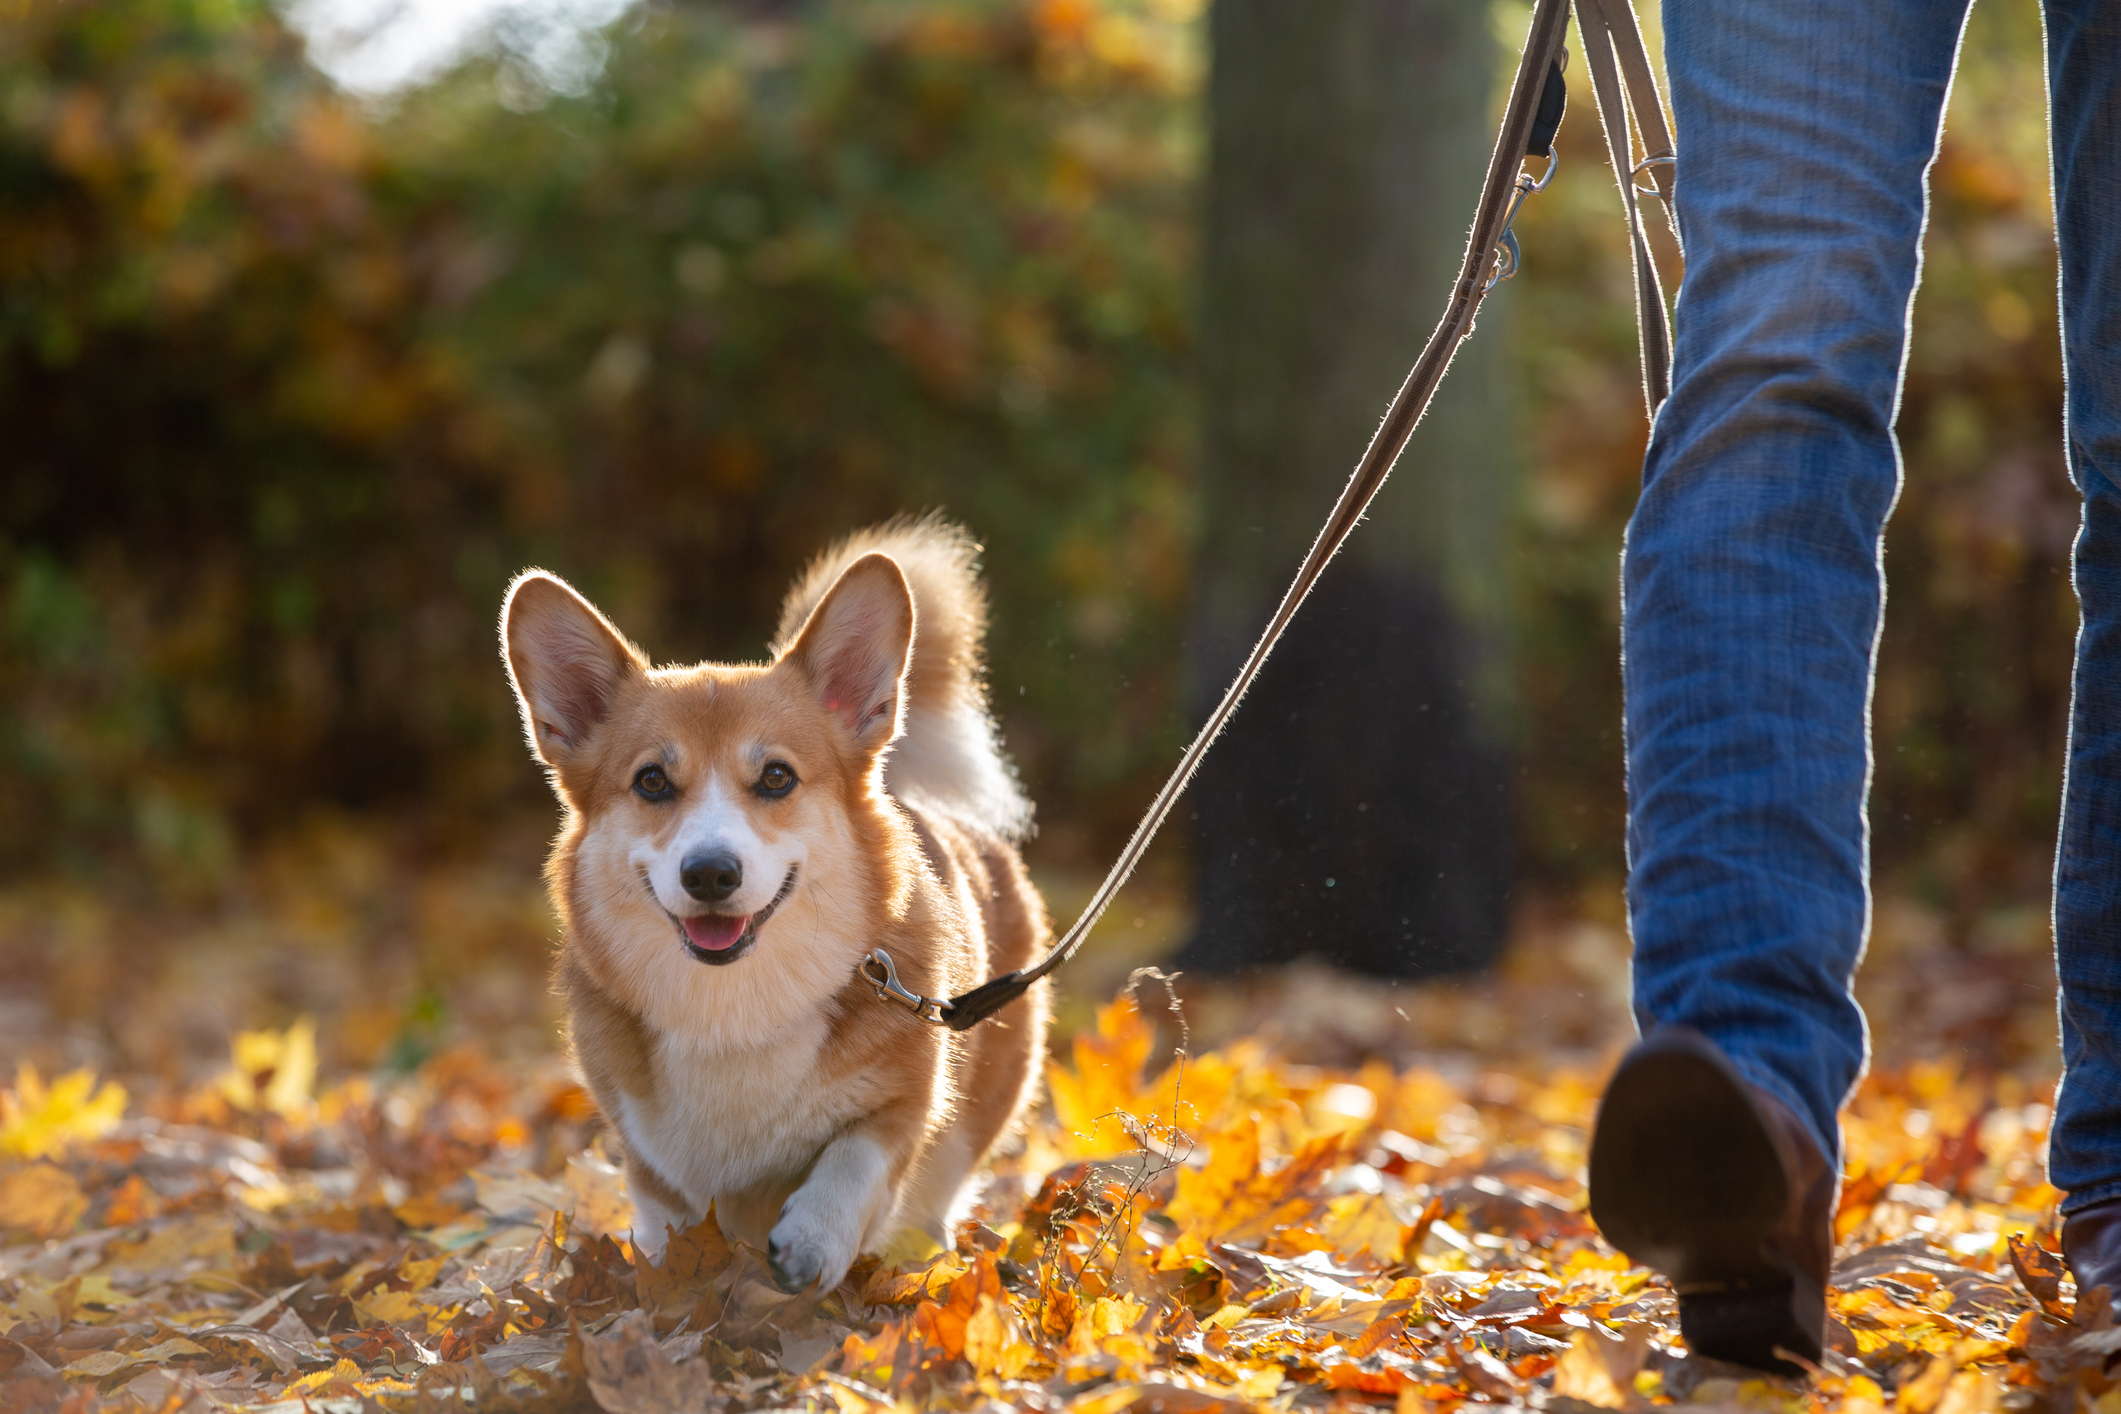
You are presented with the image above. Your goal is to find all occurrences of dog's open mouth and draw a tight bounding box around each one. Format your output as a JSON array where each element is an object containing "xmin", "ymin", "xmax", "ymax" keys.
[{"xmin": 669, "ymin": 867, "xmax": 798, "ymax": 966}]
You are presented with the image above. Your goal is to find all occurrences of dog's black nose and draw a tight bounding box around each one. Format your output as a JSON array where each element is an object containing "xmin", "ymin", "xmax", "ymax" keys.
[{"xmin": 680, "ymin": 852, "xmax": 743, "ymax": 903}]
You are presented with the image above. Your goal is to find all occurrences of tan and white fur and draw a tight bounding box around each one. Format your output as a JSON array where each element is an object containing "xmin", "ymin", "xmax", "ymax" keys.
[{"xmin": 501, "ymin": 518, "xmax": 1049, "ymax": 1291}]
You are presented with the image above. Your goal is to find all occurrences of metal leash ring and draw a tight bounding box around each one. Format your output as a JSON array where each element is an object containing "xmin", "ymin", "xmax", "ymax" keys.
[{"xmin": 1631, "ymin": 151, "xmax": 1675, "ymax": 197}]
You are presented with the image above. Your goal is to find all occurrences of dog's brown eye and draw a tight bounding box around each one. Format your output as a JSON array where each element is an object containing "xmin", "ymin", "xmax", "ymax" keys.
[
  {"xmin": 758, "ymin": 761, "xmax": 796, "ymax": 797},
  {"xmin": 634, "ymin": 764, "xmax": 673, "ymax": 800}
]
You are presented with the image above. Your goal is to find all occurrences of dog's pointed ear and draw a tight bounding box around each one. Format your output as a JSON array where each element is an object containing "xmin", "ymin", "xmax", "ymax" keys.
[
  {"xmin": 502, "ymin": 570, "xmax": 647, "ymax": 767},
  {"xmin": 784, "ymin": 553, "xmax": 914, "ymax": 752}
]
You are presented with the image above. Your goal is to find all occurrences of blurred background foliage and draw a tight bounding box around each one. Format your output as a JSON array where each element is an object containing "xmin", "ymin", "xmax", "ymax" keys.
[
  {"xmin": 2, "ymin": 0, "xmax": 1198, "ymax": 892},
  {"xmin": 0, "ymin": 0, "xmax": 2078, "ymax": 1074}
]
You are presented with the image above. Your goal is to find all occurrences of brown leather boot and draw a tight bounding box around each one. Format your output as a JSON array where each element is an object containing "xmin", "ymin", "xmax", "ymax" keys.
[
  {"xmin": 2064, "ymin": 1196, "xmax": 2121, "ymax": 1311},
  {"xmin": 1588, "ymin": 1026, "xmax": 1836, "ymax": 1375}
]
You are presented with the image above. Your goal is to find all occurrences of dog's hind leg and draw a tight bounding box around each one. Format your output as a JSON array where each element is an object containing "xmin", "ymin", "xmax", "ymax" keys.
[
  {"xmin": 617, "ymin": 1137, "xmax": 697, "ymax": 1261},
  {"xmin": 893, "ymin": 1127, "xmax": 979, "ymax": 1245}
]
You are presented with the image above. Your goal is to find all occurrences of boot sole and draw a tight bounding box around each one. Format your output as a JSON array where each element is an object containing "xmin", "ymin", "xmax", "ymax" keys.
[{"xmin": 1587, "ymin": 1029, "xmax": 1821, "ymax": 1374}]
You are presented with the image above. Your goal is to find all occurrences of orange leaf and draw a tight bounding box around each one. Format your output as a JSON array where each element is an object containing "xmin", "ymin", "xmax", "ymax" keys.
[
  {"xmin": 863, "ymin": 1251, "xmax": 968, "ymax": 1307},
  {"xmin": 929, "ymin": 1251, "xmax": 1002, "ymax": 1361},
  {"xmin": 0, "ymin": 1163, "xmax": 85, "ymax": 1240},
  {"xmin": 1171, "ymin": 1125, "xmax": 1350, "ymax": 1246},
  {"xmin": 1326, "ymin": 1361, "xmax": 1417, "ymax": 1394},
  {"xmin": 1347, "ymin": 1317, "xmax": 1405, "ymax": 1360},
  {"xmin": 1168, "ymin": 1119, "xmax": 1260, "ymax": 1232}
]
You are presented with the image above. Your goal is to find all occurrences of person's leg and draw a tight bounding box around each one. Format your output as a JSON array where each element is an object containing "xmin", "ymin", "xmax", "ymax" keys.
[
  {"xmin": 1621, "ymin": 0, "xmax": 1974, "ymax": 1165},
  {"xmin": 2046, "ymin": 0, "xmax": 2121, "ymax": 1227},
  {"xmin": 1593, "ymin": 0, "xmax": 1973, "ymax": 1372}
]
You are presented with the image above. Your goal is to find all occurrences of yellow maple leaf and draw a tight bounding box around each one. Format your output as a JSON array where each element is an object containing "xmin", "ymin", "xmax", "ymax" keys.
[
  {"xmin": 290, "ymin": 1357, "xmax": 363, "ymax": 1395},
  {"xmin": 396, "ymin": 1253, "xmax": 447, "ymax": 1291},
  {"xmin": 1841, "ymin": 1375, "xmax": 1891, "ymax": 1414},
  {"xmin": 877, "ymin": 1225, "xmax": 944, "ymax": 1267},
  {"xmin": 1047, "ymin": 993, "xmax": 1162, "ymax": 1158},
  {"xmin": 72, "ymin": 1274, "xmax": 131, "ymax": 1310},
  {"xmin": 101, "ymin": 1215, "xmax": 235, "ymax": 1277},
  {"xmin": 1561, "ymin": 1247, "xmax": 1633, "ymax": 1279},
  {"xmin": 1045, "ymin": 993, "xmax": 1246, "ymax": 1162},
  {"xmin": 1319, "ymin": 1192, "xmax": 1408, "ymax": 1265},
  {"xmin": 963, "ymin": 1292, "xmax": 1037, "ymax": 1379},
  {"xmin": 1550, "ymin": 1328, "xmax": 1647, "ymax": 1408},
  {"xmin": 1936, "ymin": 1371, "xmax": 2006, "ymax": 1414},
  {"xmin": 0, "ymin": 1064, "xmax": 127, "ymax": 1158},
  {"xmin": 1897, "ymin": 1355, "xmax": 1960, "ymax": 1414},
  {"xmin": 1066, "ymin": 1292, "xmax": 1147, "ymax": 1359},
  {"xmin": 354, "ymin": 1287, "xmax": 424, "ymax": 1325},
  {"xmin": 216, "ymin": 1017, "xmax": 317, "ymax": 1117}
]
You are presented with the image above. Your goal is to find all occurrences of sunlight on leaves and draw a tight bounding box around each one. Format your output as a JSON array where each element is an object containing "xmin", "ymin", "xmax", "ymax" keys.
[
  {"xmin": 0, "ymin": 988, "xmax": 2082, "ymax": 1412},
  {"xmin": 0, "ymin": 1063, "xmax": 127, "ymax": 1158}
]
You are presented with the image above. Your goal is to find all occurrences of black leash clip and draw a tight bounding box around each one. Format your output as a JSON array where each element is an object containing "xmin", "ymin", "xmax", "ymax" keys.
[{"xmin": 1527, "ymin": 54, "xmax": 1569, "ymax": 160}]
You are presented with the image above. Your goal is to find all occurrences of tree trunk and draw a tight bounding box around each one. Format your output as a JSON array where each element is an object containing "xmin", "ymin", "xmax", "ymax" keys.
[{"xmin": 1180, "ymin": 0, "xmax": 1515, "ymax": 978}]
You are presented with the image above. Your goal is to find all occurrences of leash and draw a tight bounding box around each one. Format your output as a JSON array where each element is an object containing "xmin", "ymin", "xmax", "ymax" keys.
[{"xmin": 863, "ymin": 0, "xmax": 1676, "ymax": 1032}]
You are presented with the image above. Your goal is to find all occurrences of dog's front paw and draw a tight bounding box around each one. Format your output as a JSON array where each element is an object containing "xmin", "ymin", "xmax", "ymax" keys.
[{"xmin": 767, "ymin": 1202, "xmax": 861, "ymax": 1294}]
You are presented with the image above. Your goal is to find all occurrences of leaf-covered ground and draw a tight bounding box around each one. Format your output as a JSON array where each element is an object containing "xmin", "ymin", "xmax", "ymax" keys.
[{"xmin": 1, "ymin": 955, "xmax": 2106, "ymax": 1414}]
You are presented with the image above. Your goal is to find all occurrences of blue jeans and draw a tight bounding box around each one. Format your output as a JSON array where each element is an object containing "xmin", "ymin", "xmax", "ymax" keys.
[{"xmin": 1625, "ymin": 0, "xmax": 2121, "ymax": 1204}]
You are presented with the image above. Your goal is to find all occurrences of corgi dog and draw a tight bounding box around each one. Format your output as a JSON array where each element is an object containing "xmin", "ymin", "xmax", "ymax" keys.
[{"xmin": 501, "ymin": 518, "xmax": 1050, "ymax": 1291}]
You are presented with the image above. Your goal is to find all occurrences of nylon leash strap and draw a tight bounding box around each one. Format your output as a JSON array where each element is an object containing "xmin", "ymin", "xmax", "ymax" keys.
[{"xmin": 864, "ymin": 0, "xmax": 1676, "ymax": 1031}]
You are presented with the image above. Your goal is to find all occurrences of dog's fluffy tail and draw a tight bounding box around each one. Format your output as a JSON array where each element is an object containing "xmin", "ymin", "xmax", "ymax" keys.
[{"xmin": 772, "ymin": 514, "xmax": 1033, "ymax": 842}]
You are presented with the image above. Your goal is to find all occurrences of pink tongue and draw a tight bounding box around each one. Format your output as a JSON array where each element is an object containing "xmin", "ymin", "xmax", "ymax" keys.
[{"xmin": 682, "ymin": 914, "xmax": 749, "ymax": 951}]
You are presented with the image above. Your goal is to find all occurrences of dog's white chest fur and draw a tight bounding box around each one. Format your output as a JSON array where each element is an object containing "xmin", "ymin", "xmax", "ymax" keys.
[{"xmin": 617, "ymin": 1018, "xmax": 854, "ymax": 1207}]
